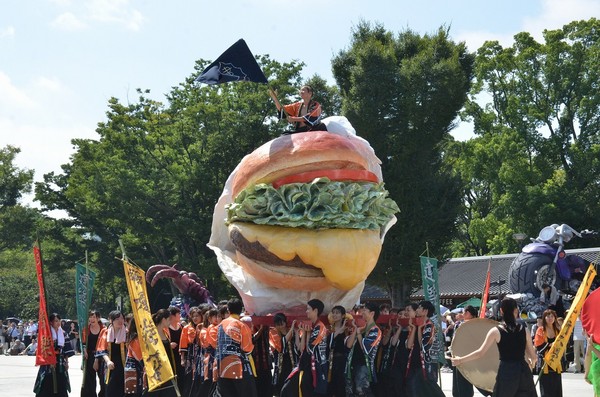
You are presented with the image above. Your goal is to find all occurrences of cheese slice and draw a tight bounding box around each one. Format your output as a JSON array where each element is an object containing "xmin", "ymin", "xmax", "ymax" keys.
[{"xmin": 230, "ymin": 223, "xmax": 382, "ymax": 290}]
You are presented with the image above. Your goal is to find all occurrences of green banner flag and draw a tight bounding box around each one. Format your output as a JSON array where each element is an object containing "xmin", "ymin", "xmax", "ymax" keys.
[
  {"xmin": 420, "ymin": 256, "xmax": 446, "ymax": 364},
  {"xmin": 75, "ymin": 263, "xmax": 96, "ymax": 365}
]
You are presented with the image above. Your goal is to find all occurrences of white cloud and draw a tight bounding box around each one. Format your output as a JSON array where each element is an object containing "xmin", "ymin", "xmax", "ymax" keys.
[
  {"xmin": 1, "ymin": 117, "xmax": 95, "ymax": 212},
  {"xmin": 86, "ymin": 0, "xmax": 145, "ymax": 31},
  {"xmin": 455, "ymin": 30, "xmax": 516, "ymax": 54},
  {"xmin": 0, "ymin": 71, "xmax": 77, "ymax": 130},
  {"xmin": 522, "ymin": 0, "xmax": 600, "ymax": 40},
  {"xmin": 455, "ymin": 0, "xmax": 599, "ymax": 53},
  {"xmin": 51, "ymin": 12, "xmax": 88, "ymax": 31},
  {"xmin": 33, "ymin": 76, "xmax": 65, "ymax": 93},
  {"xmin": 0, "ymin": 75, "xmax": 95, "ymax": 184},
  {"xmin": 49, "ymin": 0, "xmax": 74, "ymax": 6},
  {"xmin": 0, "ymin": 71, "xmax": 36, "ymax": 110},
  {"xmin": 125, "ymin": 9, "xmax": 144, "ymax": 31},
  {"xmin": 0, "ymin": 26, "xmax": 15, "ymax": 38}
]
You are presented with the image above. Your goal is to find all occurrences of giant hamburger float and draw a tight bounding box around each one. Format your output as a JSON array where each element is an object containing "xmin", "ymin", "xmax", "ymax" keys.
[{"xmin": 208, "ymin": 117, "xmax": 398, "ymax": 315}]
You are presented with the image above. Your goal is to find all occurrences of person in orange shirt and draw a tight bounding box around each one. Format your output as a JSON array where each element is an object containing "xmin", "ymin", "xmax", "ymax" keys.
[
  {"xmin": 200, "ymin": 309, "xmax": 219, "ymax": 397},
  {"xmin": 270, "ymin": 85, "xmax": 327, "ymax": 133},
  {"xmin": 124, "ymin": 317, "xmax": 144, "ymax": 396},
  {"xmin": 293, "ymin": 299, "xmax": 329, "ymax": 397},
  {"xmin": 270, "ymin": 313, "xmax": 297, "ymax": 397},
  {"xmin": 534, "ymin": 309, "xmax": 563, "ymax": 397},
  {"xmin": 215, "ymin": 298, "xmax": 256, "ymax": 397},
  {"xmin": 179, "ymin": 306, "xmax": 201, "ymax": 396},
  {"xmin": 187, "ymin": 305, "xmax": 211, "ymax": 396}
]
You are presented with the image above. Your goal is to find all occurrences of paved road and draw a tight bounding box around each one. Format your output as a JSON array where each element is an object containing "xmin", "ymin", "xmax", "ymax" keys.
[{"xmin": 0, "ymin": 354, "xmax": 594, "ymax": 396}]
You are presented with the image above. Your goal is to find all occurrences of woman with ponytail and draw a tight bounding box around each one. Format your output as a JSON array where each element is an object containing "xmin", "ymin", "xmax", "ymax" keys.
[{"xmin": 450, "ymin": 297, "xmax": 538, "ymax": 397}]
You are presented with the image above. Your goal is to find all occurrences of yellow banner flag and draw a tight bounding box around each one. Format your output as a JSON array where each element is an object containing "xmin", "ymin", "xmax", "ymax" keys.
[
  {"xmin": 123, "ymin": 260, "xmax": 175, "ymax": 391},
  {"xmin": 545, "ymin": 263, "xmax": 597, "ymax": 372}
]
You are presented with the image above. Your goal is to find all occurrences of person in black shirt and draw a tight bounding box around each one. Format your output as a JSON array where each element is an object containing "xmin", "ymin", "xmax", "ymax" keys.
[
  {"xmin": 451, "ymin": 298, "xmax": 537, "ymax": 397},
  {"xmin": 328, "ymin": 306, "xmax": 349, "ymax": 397},
  {"xmin": 81, "ymin": 310, "xmax": 105, "ymax": 397}
]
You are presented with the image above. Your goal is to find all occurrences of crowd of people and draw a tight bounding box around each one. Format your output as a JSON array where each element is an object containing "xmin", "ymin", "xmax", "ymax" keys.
[
  {"xmin": 3, "ymin": 294, "xmax": 598, "ymax": 397},
  {"xmin": 25, "ymin": 297, "xmax": 452, "ymax": 397},
  {"xmin": 0, "ymin": 318, "xmax": 39, "ymax": 356},
  {"xmin": 0, "ymin": 317, "xmax": 82, "ymax": 357}
]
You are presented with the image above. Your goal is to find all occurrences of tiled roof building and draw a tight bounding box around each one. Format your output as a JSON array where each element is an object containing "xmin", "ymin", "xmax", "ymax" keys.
[{"xmin": 411, "ymin": 247, "xmax": 600, "ymax": 306}]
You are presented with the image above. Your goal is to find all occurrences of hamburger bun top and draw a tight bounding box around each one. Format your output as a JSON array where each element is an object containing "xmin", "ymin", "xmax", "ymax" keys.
[{"xmin": 231, "ymin": 131, "xmax": 381, "ymax": 197}]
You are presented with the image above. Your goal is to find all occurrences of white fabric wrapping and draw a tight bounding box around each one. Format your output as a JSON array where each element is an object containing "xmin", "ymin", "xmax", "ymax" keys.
[{"xmin": 207, "ymin": 117, "xmax": 396, "ymax": 315}]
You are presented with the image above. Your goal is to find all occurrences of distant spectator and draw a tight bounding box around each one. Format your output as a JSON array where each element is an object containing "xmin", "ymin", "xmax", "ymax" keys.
[
  {"xmin": 8, "ymin": 338, "xmax": 25, "ymax": 355},
  {"xmin": 379, "ymin": 303, "xmax": 391, "ymax": 316},
  {"xmin": 23, "ymin": 336, "xmax": 37, "ymax": 356},
  {"xmin": 69, "ymin": 322, "xmax": 79, "ymax": 353},
  {"xmin": 23, "ymin": 321, "xmax": 33, "ymax": 346},
  {"xmin": 22, "ymin": 321, "xmax": 29, "ymax": 345},
  {"xmin": 8, "ymin": 322, "xmax": 19, "ymax": 343},
  {"xmin": 540, "ymin": 283, "xmax": 565, "ymax": 317},
  {"xmin": 573, "ymin": 317, "xmax": 585, "ymax": 373},
  {"xmin": 0, "ymin": 320, "xmax": 6, "ymax": 353}
]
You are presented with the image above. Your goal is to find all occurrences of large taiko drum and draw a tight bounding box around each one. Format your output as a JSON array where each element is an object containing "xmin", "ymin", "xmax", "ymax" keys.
[{"xmin": 451, "ymin": 318, "xmax": 499, "ymax": 393}]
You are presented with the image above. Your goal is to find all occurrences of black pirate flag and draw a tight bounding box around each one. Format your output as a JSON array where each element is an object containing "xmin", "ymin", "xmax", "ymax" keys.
[{"xmin": 196, "ymin": 39, "xmax": 268, "ymax": 85}]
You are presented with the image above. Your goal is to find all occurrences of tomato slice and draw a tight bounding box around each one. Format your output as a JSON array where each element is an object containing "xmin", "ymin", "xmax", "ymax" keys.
[{"xmin": 272, "ymin": 169, "xmax": 379, "ymax": 189}]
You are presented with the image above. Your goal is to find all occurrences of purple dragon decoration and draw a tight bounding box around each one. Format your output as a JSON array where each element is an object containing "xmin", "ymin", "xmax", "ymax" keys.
[{"xmin": 146, "ymin": 264, "xmax": 214, "ymax": 307}]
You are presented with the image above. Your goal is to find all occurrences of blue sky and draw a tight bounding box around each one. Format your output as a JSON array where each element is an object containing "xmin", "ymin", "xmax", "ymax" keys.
[{"xmin": 1, "ymin": 0, "xmax": 599, "ymax": 210}]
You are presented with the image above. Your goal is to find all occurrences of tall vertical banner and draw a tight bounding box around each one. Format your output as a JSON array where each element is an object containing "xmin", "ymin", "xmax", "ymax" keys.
[
  {"xmin": 76, "ymin": 263, "xmax": 96, "ymax": 362},
  {"xmin": 545, "ymin": 264, "xmax": 597, "ymax": 372},
  {"xmin": 34, "ymin": 244, "xmax": 56, "ymax": 366},
  {"xmin": 123, "ymin": 260, "xmax": 174, "ymax": 391},
  {"xmin": 479, "ymin": 261, "xmax": 491, "ymax": 318},
  {"xmin": 419, "ymin": 256, "xmax": 446, "ymax": 364}
]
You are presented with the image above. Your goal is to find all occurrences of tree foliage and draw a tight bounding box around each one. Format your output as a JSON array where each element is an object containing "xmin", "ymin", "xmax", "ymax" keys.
[
  {"xmin": 0, "ymin": 146, "xmax": 33, "ymax": 208},
  {"xmin": 0, "ymin": 147, "xmax": 83, "ymax": 319},
  {"xmin": 449, "ymin": 18, "xmax": 600, "ymax": 256},
  {"xmin": 332, "ymin": 22, "xmax": 475, "ymax": 305}
]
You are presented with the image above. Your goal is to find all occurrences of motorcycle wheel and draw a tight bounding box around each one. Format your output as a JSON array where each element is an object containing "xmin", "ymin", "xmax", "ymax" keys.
[{"xmin": 509, "ymin": 253, "xmax": 557, "ymax": 296}]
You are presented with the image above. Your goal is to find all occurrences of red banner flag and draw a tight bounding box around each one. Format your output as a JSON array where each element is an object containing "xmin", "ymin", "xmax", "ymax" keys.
[
  {"xmin": 480, "ymin": 261, "xmax": 491, "ymax": 318},
  {"xmin": 34, "ymin": 244, "xmax": 56, "ymax": 366}
]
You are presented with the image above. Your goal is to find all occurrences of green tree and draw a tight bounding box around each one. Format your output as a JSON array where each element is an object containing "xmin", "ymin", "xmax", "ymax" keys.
[
  {"xmin": 305, "ymin": 74, "xmax": 342, "ymax": 117},
  {"xmin": 332, "ymin": 22, "xmax": 474, "ymax": 305},
  {"xmin": 0, "ymin": 146, "xmax": 33, "ymax": 208},
  {"xmin": 0, "ymin": 146, "xmax": 82, "ymax": 319},
  {"xmin": 450, "ymin": 18, "xmax": 600, "ymax": 256}
]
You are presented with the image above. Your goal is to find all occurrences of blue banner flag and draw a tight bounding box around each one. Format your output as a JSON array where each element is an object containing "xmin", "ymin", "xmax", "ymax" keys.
[{"xmin": 196, "ymin": 39, "xmax": 268, "ymax": 85}]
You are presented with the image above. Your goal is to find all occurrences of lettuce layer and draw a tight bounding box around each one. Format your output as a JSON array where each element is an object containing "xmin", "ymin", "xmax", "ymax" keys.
[{"xmin": 226, "ymin": 177, "xmax": 399, "ymax": 230}]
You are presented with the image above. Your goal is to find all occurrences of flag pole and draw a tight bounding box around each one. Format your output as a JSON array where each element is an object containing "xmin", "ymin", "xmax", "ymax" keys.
[
  {"xmin": 80, "ymin": 250, "xmax": 89, "ymax": 386},
  {"xmin": 480, "ymin": 260, "xmax": 492, "ymax": 318},
  {"xmin": 118, "ymin": 239, "xmax": 127, "ymax": 261},
  {"xmin": 268, "ymin": 87, "xmax": 290, "ymax": 116}
]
